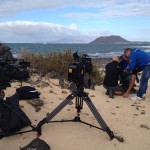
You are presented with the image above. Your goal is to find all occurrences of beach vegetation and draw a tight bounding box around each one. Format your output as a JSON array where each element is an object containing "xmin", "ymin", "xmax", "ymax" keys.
[{"xmin": 19, "ymin": 50, "xmax": 103, "ymax": 85}]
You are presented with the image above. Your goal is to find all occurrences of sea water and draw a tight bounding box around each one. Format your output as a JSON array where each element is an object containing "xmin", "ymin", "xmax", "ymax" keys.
[{"xmin": 6, "ymin": 43, "xmax": 150, "ymax": 58}]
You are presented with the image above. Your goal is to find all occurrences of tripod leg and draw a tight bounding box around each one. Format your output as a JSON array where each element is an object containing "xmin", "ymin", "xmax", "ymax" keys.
[
  {"xmin": 36, "ymin": 92, "xmax": 77, "ymax": 136},
  {"xmin": 82, "ymin": 93, "xmax": 114, "ymax": 140}
]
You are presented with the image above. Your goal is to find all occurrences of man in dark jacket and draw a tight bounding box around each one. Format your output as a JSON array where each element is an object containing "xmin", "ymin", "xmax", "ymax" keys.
[
  {"xmin": 0, "ymin": 43, "xmax": 14, "ymax": 61},
  {"xmin": 103, "ymin": 56, "xmax": 126, "ymax": 98}
]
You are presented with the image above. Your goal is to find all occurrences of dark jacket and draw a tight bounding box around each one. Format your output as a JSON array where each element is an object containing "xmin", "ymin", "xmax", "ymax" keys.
[{"xmin": 103, "ymin": 61, "xmax": 124, "ymax": 87}]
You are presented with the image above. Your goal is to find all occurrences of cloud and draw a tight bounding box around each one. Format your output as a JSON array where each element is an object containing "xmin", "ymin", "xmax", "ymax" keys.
[
  {"xmin": 62, "ymin": 1, "xmax": 150, "ymax": 18},
  {"xmin": 0, "ymin": 1, "xmax": 150, "ymax": 42},
  {"xmin": 0, "ymin": 21, "xmax": 111, "ymax": 43},
  {"xmin": 0, "ymin": 0, "xmax": 150, "ymax": 18}
]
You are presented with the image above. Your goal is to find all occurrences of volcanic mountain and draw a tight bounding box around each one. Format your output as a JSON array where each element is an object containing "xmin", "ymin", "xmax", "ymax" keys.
[{"xmin": 90, "ymin": 35, "xmax": 130, "ymax": 44}]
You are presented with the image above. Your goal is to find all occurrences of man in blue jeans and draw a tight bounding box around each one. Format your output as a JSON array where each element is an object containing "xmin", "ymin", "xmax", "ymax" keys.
[{"xmin": 124, "ymin": 48, "xmax": 150, "ymax": 100}]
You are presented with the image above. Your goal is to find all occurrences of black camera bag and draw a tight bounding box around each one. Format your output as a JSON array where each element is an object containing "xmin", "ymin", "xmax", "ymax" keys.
[
  {"xmin": 0, "ymin": 94, "xmax": 31, "ymax": 134},
  {"xmin": 16, "ymin": 86, "xmax": 40, "ymax": 100}
]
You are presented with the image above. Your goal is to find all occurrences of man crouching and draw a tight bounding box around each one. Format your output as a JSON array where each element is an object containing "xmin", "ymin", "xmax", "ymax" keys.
[{"xmin": 103, "ymin": 56, "xmax": 126, "ymax": 98}]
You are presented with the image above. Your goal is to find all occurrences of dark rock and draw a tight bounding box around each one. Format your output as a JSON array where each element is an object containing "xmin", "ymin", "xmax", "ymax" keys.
[
  {"xmin": 114, "ymin": 135, "xmax": 124, "ymax": 142},
  {"xmin": 35, "ymin": 80, "xmax": 49, "ymax": 87},
  {"xmin": 49, "ymin": 90, "xmax": 54, "ymax": 93},
  {"xmin": 141, "ymin": 111, "xmax": 146, "ymax": 115},
  {"xmin": 46, "ymin": 71, "xmax": 59, "ymax": 79},
  {"xmin": 90, "ymin": 95, "xmax": 95, "ymax": 97},
  {"xmin": 111, "ymin": 113, "xmax": 116, "ymax": 115},
  {"xmin": 20, "ymin": 138, "xmax": 50, "ymax": 150},
  {"xmin": 85, "ymin": 113, "xmax": 89, "ymax": 116},
  {"xmin": 62, "ymin": 90, "xmax": 68, "ymax": 94},
  {"xmin": 28, "ymin": 99, "xmax": 44, "ymax": 107},
  {"xmin": 35, "ymin": 107, "xmax": 41, "ymax": 112},
  {"xmin": 140, "ymin": 124, "xmax": 149, "ymax": 130},
  {"xmin": 69, "ymin": 82, "xmax": 77, "ymax": 92},
  {"xmin": 59, "ymin": 78, "xmax": 64, "ymax": 88},
  {"xmin": 68, "ymin": 101, "xmax": 73, "ymax": 105},
  {"xmin": 26, "ymin": 79, "xmax": 36, "ymax": 85},
  {"xmin": 27, "ymin": 79, "xmax": 49, "ymax": 88},
  {"xmin": 59, "ymin": 78, "xmax": 69, "ymax": 89},
  {"xmin": 131, "ymin": 104, "xmax": 142, "ymax": 107}
]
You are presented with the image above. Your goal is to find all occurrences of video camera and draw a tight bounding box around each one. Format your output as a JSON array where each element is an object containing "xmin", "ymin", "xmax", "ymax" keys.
[
  {"xmin": 0, "ymin": 58, "xmax": 30, "ymax": 88},
  {"xmin": 68, "ymin": 52, "xmax": 92, "ymax": 85}
]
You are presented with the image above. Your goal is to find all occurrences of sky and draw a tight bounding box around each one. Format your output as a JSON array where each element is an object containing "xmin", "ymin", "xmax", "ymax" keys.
[{"xmin": 0, "ymin": 0, "xmax": 150, "ymax": 43}]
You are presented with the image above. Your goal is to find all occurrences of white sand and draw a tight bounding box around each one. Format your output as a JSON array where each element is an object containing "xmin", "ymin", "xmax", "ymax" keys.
[{"xmin": 0, "ymin": 79, "xmax": 150, "ymax": 150}]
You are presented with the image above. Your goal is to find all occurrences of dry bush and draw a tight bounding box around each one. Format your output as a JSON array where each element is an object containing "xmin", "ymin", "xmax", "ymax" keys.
[
  {"xmin": 19, "ymin": 50, "xmax": 103, "ymax": 85},
  {"xmin": 91, "ymin": 65, "xmax": 104, "ymax": 85},
  {"xmin": 19, "ymin": 50, "xmax": 73, "ymax": 76}
]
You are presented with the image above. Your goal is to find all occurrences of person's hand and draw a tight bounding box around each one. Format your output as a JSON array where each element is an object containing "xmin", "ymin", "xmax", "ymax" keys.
[{"xmin": 123, "ymin": 93, "xmax": 129, "ymax": 98}]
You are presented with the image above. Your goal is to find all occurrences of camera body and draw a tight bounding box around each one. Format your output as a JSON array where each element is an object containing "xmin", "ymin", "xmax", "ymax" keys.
[
  {"xmin": 68, "ymin": 52, "xmax": 92, "ymax": 85},
  {"xmin": 68, "ymin": 61, "xmax": 84, "ymax": 85},
  {"xmin": 0, "ymin": 59, "xmax": 30, "ymax": 89}
]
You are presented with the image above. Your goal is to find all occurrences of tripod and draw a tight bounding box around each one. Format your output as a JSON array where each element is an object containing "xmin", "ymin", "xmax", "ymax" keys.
[
  {"xmin": 36, "ymin": 84, "xmax": 114, "ymax": 140},
  {"xmin": 0, "ymin": 87, "xmax": 36, "ymax": 139}
]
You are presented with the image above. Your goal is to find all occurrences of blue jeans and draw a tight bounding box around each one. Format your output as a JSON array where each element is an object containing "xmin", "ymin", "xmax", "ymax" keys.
[{"xmin": 137, "ymin": 65, "xmax": 150, "ymax": 98}]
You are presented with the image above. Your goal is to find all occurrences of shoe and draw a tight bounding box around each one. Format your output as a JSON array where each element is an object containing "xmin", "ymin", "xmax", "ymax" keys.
[
  {"xmin": 105, "ymin": 90, "xmax": 109, "ymax": 95},
  {"xmin": 130, "ymin": 96, "xmax": 142, "ymax": 101},
  {"xmin": 109, "ymin": 95, "xmax": 114, "ymax": 99},
  {"xmin": 109, "ymin": 90, "xmax": 114, "ymax": 99},
  {"xmin": 143, "ymin": 94, "xmax": 146, "ymax": 99}
]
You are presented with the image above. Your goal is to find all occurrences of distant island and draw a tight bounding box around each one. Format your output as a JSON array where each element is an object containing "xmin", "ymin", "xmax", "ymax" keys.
[{"xmin": 90, "ymin": 35, "xmax": 150, "ymax": 44}]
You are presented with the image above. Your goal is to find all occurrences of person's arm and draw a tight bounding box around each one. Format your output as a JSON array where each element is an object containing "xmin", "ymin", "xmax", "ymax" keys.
[
  {"xmin": 126, "ymin": 53, "xmax": 136, "ymax": 73},
  {"xmin": 118, "ymin": 65, "xmax": 126, "ymax": 85}
]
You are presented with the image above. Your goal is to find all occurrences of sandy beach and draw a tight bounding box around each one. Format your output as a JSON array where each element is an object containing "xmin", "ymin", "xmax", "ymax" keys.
[{"xmin": 0, "ymin": 75, "xmax": 150, "ymax": 150}]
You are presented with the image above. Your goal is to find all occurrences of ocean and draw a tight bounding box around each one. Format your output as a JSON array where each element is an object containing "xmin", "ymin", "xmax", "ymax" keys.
[{"xmin": 6, "ymin": 43, "xmax": 150, "ymax": 58}]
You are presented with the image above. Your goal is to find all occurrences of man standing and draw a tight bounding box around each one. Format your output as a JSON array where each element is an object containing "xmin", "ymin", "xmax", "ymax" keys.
[{"xmin": 124, "ymin": 48, "xmax": 150, "ymax": 100}]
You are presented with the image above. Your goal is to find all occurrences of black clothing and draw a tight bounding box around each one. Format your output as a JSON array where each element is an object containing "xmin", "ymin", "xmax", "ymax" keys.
[
  {"xmin": 103, "ymin": 61, "xmax": 125, "ymax": 98},
  {"xmin": 0, "ymin": 94, "xmax": 31, "ymax": 134},
  {"xmin": 103, "ymin": 84, "xmax": 126, "ymax": 98},
  {"xmin": 103, "ymin": 61, "xmax": 124, "ymax": 87}
]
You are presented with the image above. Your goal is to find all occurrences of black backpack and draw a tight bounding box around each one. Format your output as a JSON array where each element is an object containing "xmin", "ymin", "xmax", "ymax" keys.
[
  {"xmin": 0, "ymin": 94, "xmax": 31, "ymax": 134},
  {"xmin": 16, "ymin": 86, "xmax": 40, "ymax": 100}
]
